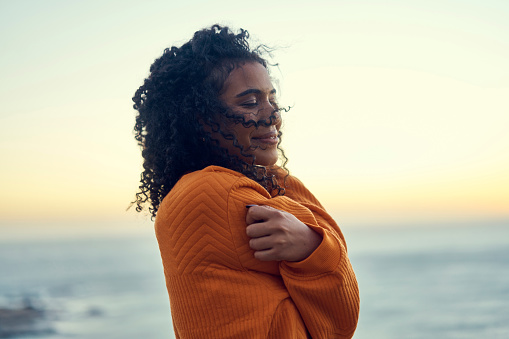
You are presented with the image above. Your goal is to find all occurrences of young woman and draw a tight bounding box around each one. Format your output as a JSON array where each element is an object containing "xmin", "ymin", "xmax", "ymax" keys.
[{"xmin": 132, "ymin": 25, "xmax": 359, "ymax": 338}]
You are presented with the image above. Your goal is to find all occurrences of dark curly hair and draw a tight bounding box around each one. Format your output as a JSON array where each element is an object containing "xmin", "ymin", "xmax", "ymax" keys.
[{"xmin": 131, "ymin": 25, "xmax": 289, "ymax": 218}]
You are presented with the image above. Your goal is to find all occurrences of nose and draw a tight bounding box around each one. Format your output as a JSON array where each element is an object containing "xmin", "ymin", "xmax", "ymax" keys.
[{"xmin": 257, "ymin": 99, "xmax": 280, "ymax": 125}]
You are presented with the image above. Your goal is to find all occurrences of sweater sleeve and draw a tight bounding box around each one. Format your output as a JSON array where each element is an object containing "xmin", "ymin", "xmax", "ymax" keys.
[
  {"xmin": 155, "ymin": 171, "xmax": 287, "ymax": 338},
  {"xmin": 229, "ymin": 177, "xmax": 360, "ymax": 339}
]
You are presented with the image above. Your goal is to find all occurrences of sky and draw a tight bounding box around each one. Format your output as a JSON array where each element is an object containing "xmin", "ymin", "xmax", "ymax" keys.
[{"xmin": 0, "ymin": 0, "xmax": 508, "ymax": 235}]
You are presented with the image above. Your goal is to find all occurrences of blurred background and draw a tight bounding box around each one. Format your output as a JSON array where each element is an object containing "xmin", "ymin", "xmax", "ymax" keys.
[{"xmin": 1, "ymin": 0, "xmax": 508, "ymax": 338}]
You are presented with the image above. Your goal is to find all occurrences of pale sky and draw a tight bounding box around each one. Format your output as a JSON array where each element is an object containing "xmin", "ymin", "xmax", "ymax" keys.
[{"xmin": 1, "ymin": 0, "xmax": 508, "ymax": 233}]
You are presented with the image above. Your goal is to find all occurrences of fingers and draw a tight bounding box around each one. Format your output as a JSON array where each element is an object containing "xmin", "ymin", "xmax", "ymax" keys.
[
  {"xmin": 245, "ymin": 204, "xmax": 279, "ymax": 225},
  {"xmin": 253, "ymin": 248, "xmax": 280, "ymax": 261},
  {"xmin": 246, "ymin": 205, "xmax": 282, "ymax": 237},
  {"xmin": 248, "ymin": 236, "xmax": 272, "ymax": 251},
  {"xmin": 249, "ymin": 237, "xmax": 286, "ymax": 261},
  {"xmin": 246, "ymin": 205, "xmax": 313, "ymax": 261},
  {"xmin": 246, "ymin": 206, "xmax": 278, "ymax": 260},
  {"xmin": 246, "ymin": 222, "xmax": 271, "ymax": 238}
]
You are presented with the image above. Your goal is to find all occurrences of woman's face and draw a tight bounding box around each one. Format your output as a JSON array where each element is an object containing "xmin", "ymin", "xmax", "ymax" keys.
[{"xmin": 218, "ymin": 62, "xmax": 282, "ymax": 167}]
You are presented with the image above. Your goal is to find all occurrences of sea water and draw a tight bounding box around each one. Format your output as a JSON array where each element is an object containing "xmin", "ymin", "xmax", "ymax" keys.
[
  {"xmin": 346, "ymin": 221, "xmax": 509, "ymax": 339},
  {"xmin": 1, "ymin": 221, "xmax": 508, "ymax": 339}
]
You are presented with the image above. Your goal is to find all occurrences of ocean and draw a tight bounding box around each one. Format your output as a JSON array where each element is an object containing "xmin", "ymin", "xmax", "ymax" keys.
[{"xmin": 1, "ymin": 221, "xmax": 508, "ymax": 339}]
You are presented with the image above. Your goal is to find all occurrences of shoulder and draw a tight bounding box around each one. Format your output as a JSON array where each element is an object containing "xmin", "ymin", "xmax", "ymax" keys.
[
  {"xmin": 155, "ymin": 166, "xmax": 249, "ymax": 273},
  {"xmin": 284, "ymin": 174, "xmax": 305, "ymax": 189},
  {"xmin": 158, "ymin": 166, "xmax": 240, "ymax": 214},
  {"xmin": 283, "ymin": 174, "xmax": 324, "ymax": 209},
  {"xmin": 156, "ymin": 166, "xmax": 268, "ymax": 221},
  {"xmin": 174, "ymin": 165, "xmax": 244, "ymax": 193}
]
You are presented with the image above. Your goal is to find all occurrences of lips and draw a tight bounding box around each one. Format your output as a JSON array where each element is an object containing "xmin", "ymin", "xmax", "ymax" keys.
[{"xmin": 251, "ymin": 130, "xmax": 279, "ymax": 145}]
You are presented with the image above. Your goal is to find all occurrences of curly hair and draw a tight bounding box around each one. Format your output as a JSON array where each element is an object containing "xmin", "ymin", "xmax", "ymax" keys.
[{"xmin": 131, "ymin": 25, "xmax": 289, "ymax": 218}]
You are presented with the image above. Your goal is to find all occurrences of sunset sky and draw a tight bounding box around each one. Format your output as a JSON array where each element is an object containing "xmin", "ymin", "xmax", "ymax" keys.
[{"xmin": 1, "ymin": 0, "xmax": 508, "ymax": 236}]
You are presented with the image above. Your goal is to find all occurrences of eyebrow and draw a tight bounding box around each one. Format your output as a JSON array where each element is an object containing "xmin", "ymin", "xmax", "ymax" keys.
[{"xmin": 235, "ymin": 88, "xmax": 277, "ymax": 98}]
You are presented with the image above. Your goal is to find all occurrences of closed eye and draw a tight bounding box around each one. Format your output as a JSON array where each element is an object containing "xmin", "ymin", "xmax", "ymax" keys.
[{"xmin": 240, "ymin": 101, "xmax": 258, "ymax": 108}]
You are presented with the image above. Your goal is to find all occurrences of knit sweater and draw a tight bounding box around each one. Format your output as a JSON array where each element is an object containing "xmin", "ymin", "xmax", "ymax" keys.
[{"xmin": 155, "ymin": 166, "xmax": 360, "ymax": 338}]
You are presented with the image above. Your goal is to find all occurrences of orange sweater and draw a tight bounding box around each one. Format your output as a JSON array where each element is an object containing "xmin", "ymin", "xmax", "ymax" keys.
[{"xmin": 155, "ymin": 166, "xmax": 360, "ymax": 338}]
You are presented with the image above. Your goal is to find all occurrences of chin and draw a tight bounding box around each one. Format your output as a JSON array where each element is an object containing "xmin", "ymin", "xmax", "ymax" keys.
[{"xmin": 253, "ymin": 152, "xmax": 279, "ymax": 167}]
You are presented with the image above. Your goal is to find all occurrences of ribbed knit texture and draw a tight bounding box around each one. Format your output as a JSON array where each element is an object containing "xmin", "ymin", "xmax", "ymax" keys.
[{"xmin": 155, "ymin": 166, "xmax": 360, "ymax": 338}]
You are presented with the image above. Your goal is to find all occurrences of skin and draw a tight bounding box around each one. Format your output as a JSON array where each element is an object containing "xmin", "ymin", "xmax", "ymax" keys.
[
  {"xmin": 218, "ymin": 62, "xmax": 322, "ymax": 262},
  {"xmin": 246, "ymin": 205, "xmax": 322, "ymax": 262},
  {"xmin": 218, "ymin": 62, "xmax": 282, "ymax": 167}
]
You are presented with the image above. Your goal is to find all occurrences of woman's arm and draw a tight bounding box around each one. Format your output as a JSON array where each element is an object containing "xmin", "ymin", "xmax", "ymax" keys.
[
  {"xmin": 245, "ymin": 205, "xmax": 322, "ymax": 262},
  {"xmin": 229, "ymin": 177, "xmax": 360, "ymax": 338},
  {"xmin": 156, "ymin": 168, "xmax": 359, "ymax": 338},
  {"xmin": 155, "ymin": 170, "xmax": 289, "ymax": 338}
]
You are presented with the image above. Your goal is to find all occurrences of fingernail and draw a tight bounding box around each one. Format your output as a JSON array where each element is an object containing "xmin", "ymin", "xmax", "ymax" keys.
[{"xmin": 246, "ymin": 205, "xmax": 257, "ymax": 209}]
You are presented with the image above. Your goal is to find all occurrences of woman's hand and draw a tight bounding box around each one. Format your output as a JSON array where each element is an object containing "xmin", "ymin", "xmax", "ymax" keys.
[{"xmin": 245, "ymin": 205, "xmax": 322, "ymax": 262}]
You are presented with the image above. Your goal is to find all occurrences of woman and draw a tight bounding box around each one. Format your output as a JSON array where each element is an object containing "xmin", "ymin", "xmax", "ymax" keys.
[{"xmin": 132, "ymin": 25, "xmax": 360, "ymax": 338}]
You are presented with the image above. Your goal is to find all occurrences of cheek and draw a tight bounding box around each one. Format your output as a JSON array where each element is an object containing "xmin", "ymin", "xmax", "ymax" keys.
[{"xmin": 231, "ymin": 124, "xmax": 253, "ymax": 144}]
